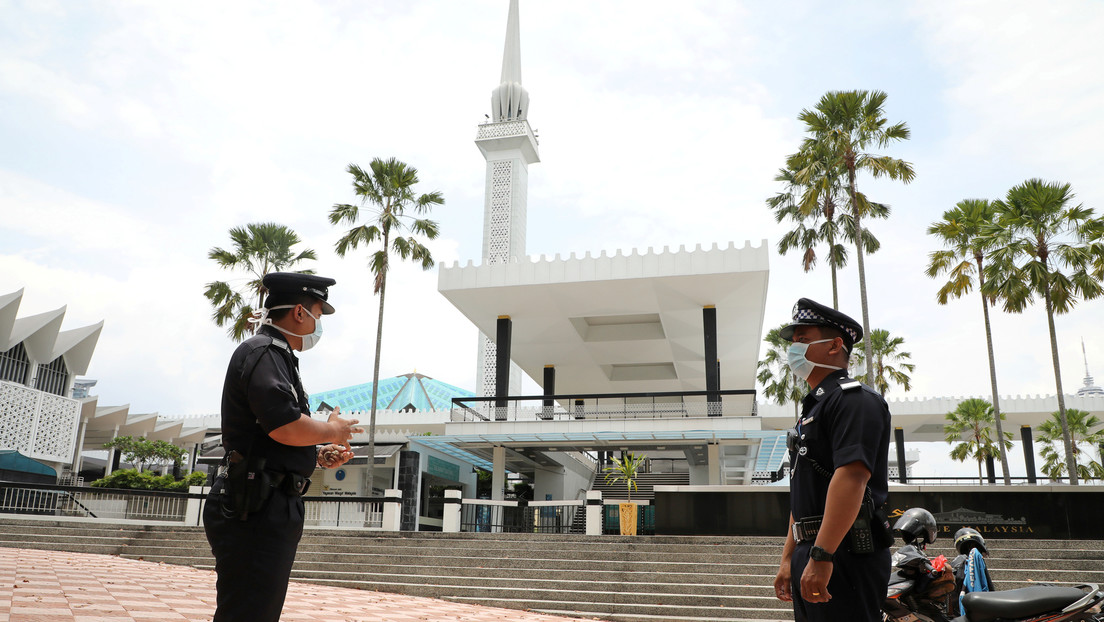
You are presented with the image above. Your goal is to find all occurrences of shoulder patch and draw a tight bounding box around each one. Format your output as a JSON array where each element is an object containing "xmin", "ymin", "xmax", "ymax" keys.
[{"xmin": 839, "ymin": 380, "xmax": 863, "ymax": 391}]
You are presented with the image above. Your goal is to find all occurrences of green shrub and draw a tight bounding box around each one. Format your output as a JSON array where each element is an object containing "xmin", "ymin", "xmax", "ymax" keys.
[{"xmin": 89, "ymin": 468, "xmax": 209, "ymax": 491}]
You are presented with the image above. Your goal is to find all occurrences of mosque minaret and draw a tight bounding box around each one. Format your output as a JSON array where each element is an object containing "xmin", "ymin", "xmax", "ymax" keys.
[{"xmin": 474, "ymin": 0, "xmax": 540, "ymax": 398}]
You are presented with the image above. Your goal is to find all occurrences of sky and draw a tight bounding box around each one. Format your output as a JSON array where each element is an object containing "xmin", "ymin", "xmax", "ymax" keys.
[{"xmin": 2, "ymin": 1, "xmax": 1104, "ymax": 475}]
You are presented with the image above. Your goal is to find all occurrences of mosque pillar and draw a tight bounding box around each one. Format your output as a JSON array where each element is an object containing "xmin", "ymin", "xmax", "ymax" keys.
[
  {"xmin": 1021, "ymin": 425, "xmax": 1037, "ymax": 484},
  {"xmin": 894, "ymin": 427, "xmax": 907, "ymax": 484},
  {"xmin": 707, "ymin": 444, "xmax": 721, "ymax": 485},
  {"xmin": 495, "ymin": 316, "xmax": 512, "ymax": 420},
  {"xmin": 70, "ymin": 418, "xmax": 89, "ymax": 478},
  {"xmin": 105, "ymin": 424, "xmax": 120, "ymax": 476},
  {"xmin": 542, "ymin": 365, "xmax": 555, "ymax": 420},
  {"xmin": 492, "ymin": 446, "xmax": 506, "ymax": 502},
  {"xmin": 703, "ymin": 306, "xmax": 720, "ymax": 416}
]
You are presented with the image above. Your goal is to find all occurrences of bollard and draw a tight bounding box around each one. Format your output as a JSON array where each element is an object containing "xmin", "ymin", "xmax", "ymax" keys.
[
  {"xmin": 585, "ymin": 490, "xmax": 603, "ymax": 536},
  {"xmin": 443, "ymin": 489, "xmax": 462, "ymax": 533},
  {"xmin": 382, "ymin": 489, "xmax": 402, "ymax": 531}
]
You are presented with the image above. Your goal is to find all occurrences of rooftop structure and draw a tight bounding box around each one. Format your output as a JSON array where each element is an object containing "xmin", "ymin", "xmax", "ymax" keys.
[{"xmin": 308, "ymin": 372, "xmax": 475, "ymax": 413}]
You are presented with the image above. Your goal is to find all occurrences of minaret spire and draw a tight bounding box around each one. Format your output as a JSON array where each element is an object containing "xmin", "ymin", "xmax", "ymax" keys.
[
  {"xmin": 474, "ymin": 0, "xmax": 540, "ymax": 402},
  {"xmin": 1077, "ymin": 337, "xmax": 1103, "ymax": 396},
  {"xmin": 492, "ymin": 0, "xmax": 529, "ymax": 121}
]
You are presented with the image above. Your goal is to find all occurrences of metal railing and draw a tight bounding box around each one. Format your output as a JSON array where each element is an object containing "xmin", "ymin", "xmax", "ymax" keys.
[
  {"xmin": 458, "ymin": 498, "xmax": 581, "ymax": 534},
  {"xmin": 0, "ymin": 481, "xmax": 193, "ymax": 521},
  {"xmin": 451, "ymin": 389, "xmax": 756, "ymax": 423},
  {"xmin": 603, "ymin": 503, "xmax": 655, "ymax": 536},
  {"xmin": 303, "ymin": 497, "xmax": 384, "ymax": 528},
  {"xmin": 0, "ymin": 481, "xmax": 390, "ymax": 527}
]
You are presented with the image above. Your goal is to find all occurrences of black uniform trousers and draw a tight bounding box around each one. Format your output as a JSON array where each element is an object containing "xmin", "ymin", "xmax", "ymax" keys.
[
  {"xmin": 790, "ymin": 542, "xmax": 891, "ymax": 622},
  {"xmin": 203, "ymin": 476, "xmax": 305, "ymax": 622}
]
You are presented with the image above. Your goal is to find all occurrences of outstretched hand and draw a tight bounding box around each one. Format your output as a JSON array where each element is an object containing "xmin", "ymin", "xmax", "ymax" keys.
[{"xmin": 327, "ymin": 406, "xmax": 363, "ymax": 444}]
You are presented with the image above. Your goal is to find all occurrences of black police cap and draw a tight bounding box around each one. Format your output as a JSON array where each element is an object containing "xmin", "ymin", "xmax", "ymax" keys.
[
  {"xmin": 779, "ymin": 297, "xmax": 862, "ymax": 349},
  {"xmin": 262, "ymin": 272, "xmax": 336, "ymax": 315}
]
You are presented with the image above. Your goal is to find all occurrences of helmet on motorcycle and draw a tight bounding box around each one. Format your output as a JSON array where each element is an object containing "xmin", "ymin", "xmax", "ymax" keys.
[
  {"xmin": 893, "ymin": 508, "xmax": 937, "ymax": 547},
  {"xmin": 953, "ymin": 527, "xmax": 987, "ymax": 555}
]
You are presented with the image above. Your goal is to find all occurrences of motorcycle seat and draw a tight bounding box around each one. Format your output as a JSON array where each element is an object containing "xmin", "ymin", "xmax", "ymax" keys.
[{"xmin": 962, "ymin": 585, "xmax": 1087, "ymax": 622}]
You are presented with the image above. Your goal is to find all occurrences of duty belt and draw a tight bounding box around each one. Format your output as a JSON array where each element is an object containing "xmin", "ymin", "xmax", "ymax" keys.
[
  {"xmin": 222, "ymin": 450, "xmax": 311, "ymax": 497},
  {"xmin": 792, "ymin": 515, "xmax": 823, "ymax": 543}
]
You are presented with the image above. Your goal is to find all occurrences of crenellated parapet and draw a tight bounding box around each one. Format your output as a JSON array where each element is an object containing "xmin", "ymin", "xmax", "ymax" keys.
[{"xmin": 440, "ymin": 240, "xmax": 770, "ymax": 290}]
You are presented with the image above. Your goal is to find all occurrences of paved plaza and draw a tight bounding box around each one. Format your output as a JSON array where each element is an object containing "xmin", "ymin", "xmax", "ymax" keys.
[{"xmin": 0, "ymin": 548, "xmax": 593, "ymax": 622}]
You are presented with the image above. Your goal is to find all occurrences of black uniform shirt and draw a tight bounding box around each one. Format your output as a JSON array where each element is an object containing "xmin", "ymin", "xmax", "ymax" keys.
[
  {"xmin": 220, "ymin": 325, "xmax": 316, "ymax": 477},
  {"xmin": 789, "ymin": 369, "xmax": 890, "ymax": 523}
]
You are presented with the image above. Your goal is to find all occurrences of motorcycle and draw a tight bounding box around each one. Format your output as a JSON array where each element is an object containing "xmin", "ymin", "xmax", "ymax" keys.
[{"xmin": 883, "ymin": 508, "xmax": 1104, "ymax": 622}]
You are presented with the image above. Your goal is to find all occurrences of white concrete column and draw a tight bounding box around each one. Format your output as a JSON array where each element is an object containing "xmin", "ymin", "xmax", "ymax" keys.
[
  {"xmin": 585, "ymin": 490, "xmax": 603, "ymax": 536},
  {"xmin": 707, "ymin": 443, "xmax": 721, "ymax": 485},
  {"xmin": 492, "ymin": 446, "xmax": 506, "ymax": 501},
  {"xmin": 70, "ymin": 418, "xmax": 89, "ymax": 476},
  {"xmin": 105, "ymin": 424, "xmax": 120, "ymax": 475},
  {"xmin": 442, "ymin": 489, "xmax": 462, "ymax": 533},
  {"xmin": 382, "ymin": 488, "xmax": 402, "ymax": 531}
]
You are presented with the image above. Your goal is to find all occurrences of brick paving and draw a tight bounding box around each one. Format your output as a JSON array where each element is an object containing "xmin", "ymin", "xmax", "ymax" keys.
[{"xmin": 0, "ymin": 548, "xmax": 592, "ymax": 622}]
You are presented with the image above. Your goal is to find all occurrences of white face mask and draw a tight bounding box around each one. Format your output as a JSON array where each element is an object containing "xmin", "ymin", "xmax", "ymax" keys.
[
  {"xmin": 250, "ymin": 305, "xmax": 323, "ymax": 351},
  {"xmin": 787, "ymin": 339, "xmax": 842, "ymax": 381}
]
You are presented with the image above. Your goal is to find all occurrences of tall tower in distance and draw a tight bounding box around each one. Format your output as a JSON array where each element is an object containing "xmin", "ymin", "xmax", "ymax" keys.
[
  {"xmin": 1077, "ymin": 338, "xmax": 1104, "ymax": 397},
  {"xmin": 474, "ymin": 0, "xmax": 540, "ymax": 398}
]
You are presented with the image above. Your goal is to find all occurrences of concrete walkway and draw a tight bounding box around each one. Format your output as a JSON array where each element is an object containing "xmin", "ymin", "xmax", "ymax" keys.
[{"xmin": 0, "ymin": 548, "xmax": 595, "ymax": 622}]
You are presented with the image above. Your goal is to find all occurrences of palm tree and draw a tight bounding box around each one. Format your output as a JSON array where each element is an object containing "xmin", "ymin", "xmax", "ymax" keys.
[
  {"xmin": 944, "ymin": 398, "xmax": 1012, "ymax": 485},
  {"xmin": 797, "ymin": 90, "xmax": 915, "ymax": 376},
  {"xmin": 204, "ymin": 222, "xmax": 317, "ymax": 341},
  {"xmin": 926, "ymin": 199, "xmax": 1011, "ymax": 484},
  {"xmin": 1036, "ymin": 409, "xmax": 1104, "ymax": 482},
  {"xmin": 757, "ymin": 325, "xmax": 806, "ymax": 419},
  {"xmin": 849, "ymin": 328, "xmax": 915, "ymax": 395},
  {"xmin": 330, "ymin": 158, "xmax": 443, "ymax": 496},
  {"xmin": 768, "ymin": 145, "xmax": 890, "ymax": 310},
  {"xmin": 982, "ymin": 179, "xmax": 1104, "ymax": 485}
]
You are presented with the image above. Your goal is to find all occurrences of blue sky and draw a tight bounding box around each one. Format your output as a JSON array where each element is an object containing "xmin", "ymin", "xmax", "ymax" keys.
[{"xmin": 2, "ymin": 1, "xmax": 1103, "ymax": 476}]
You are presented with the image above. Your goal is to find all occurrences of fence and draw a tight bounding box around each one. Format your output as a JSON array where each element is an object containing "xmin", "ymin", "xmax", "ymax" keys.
[
  {"xmin": 458, "ymin": 498, "xmax": 581, "ymax": 534},
  {"xmin": 0, "ymin": 481, "xmax": 397, "ymax": 529}
]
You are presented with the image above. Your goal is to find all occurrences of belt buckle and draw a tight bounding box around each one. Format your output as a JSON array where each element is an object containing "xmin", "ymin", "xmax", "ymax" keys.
[{"xmin": 792, "ymin": 522, "xmax": 802, "ymax": 543}]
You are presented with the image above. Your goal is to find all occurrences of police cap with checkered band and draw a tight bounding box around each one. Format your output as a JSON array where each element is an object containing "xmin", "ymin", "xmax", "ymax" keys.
[
  {"xmin": 262, "ymin": 272, "xmax": 336, "ymax": 315},
  {"xmin": 779, "ymin": 297, "xmax": 862, "ymax": 352}
]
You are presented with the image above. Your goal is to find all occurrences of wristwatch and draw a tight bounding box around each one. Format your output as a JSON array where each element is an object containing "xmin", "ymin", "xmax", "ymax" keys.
[{"xmin": 809, "ymin": 545, "xmax": 835, "ymax": 562}]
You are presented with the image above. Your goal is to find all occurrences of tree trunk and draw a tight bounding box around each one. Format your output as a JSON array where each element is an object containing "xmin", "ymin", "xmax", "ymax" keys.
[
  {"xmin": 365, "ymin": 230, "xmax": 390, "ymax": 498},
  {"xmin": 846, "ymin": 165, "xmax": 875, "ymax": 387},
  {"xmin": 978, "ymin": 259, "xmax": 1011, "ymax": 484},
  {"xmin": 1043, "ymin": 284, "xmax": 1078, "ymax": 484},
  {"xmin": 830, "ymin": 261, "xmax": 839, "ymax": 310}
]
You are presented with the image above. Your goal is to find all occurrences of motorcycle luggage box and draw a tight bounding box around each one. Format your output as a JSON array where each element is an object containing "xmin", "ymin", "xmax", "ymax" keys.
[{"xmin": 961, "ymin": 585, "xmax": 1088, "ymax": 622}]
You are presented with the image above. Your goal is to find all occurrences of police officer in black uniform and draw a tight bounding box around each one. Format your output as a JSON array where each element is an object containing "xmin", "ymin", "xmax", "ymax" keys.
[
  {"xmin": 772, "ymin": 298, "xmax": 892, "ymax": 622},
  {"xmin": 203, "ymin": 272, "xmax": 362, "ymax": 622}
]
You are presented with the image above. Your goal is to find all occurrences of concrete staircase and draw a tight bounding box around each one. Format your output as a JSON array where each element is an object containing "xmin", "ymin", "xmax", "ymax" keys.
[
  {"xmin": 2, "ymin": 516, "xmax": 1103, "ymax": 622},
  {"xmin": 592, "ymin": 471, "xmax": 690, "ymax": 502}
]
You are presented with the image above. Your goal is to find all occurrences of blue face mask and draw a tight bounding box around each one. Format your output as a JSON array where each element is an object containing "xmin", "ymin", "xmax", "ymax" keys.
[
  {"xmin": 252, "ymin": 305, "xmax": 323, "ymax": 351},
  {"xmin": 787, "ymin": 339, "xmax": 842, "ymax": 381}
]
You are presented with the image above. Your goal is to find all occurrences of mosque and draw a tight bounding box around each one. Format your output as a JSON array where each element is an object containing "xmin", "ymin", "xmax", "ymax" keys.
[{"xmin": 3, "ymin": 1, "xmax": 1103, "ymax": 531}]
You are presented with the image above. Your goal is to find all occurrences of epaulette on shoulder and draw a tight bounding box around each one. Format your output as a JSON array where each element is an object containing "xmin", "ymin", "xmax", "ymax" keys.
[{"xmin": 839, "ymin": 379, "xmax": 863, "ymax": 391}]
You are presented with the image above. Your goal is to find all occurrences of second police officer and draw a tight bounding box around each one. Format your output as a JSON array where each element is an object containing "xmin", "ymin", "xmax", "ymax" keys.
[{"xmin": 772, "ymin": 298, "xmax": 893, "ymax": 622}]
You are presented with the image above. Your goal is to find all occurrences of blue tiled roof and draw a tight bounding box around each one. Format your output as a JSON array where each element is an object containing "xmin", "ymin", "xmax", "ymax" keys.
[{"xmin": 308, "ymin": 373, "xmax": 474, "ymax": 413}]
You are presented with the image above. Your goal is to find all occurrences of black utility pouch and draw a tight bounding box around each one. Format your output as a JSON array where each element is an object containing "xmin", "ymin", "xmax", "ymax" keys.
[
  {"xmin": 870, "ymin": 502, "xmax": 894, "ymax": 549},
  {"xmin": 225, "ymin": 455, "xmax": 277, "ymax": 519}
]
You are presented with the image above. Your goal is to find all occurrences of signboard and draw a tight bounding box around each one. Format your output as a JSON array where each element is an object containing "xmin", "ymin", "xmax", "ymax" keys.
[
  {"xmin": 427, "ymin": 455, "xmax": 460, "ymax": 482},
  {"xmin": 655, "ymin": 487, "xmax": 1104, "ymax": 539}
]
